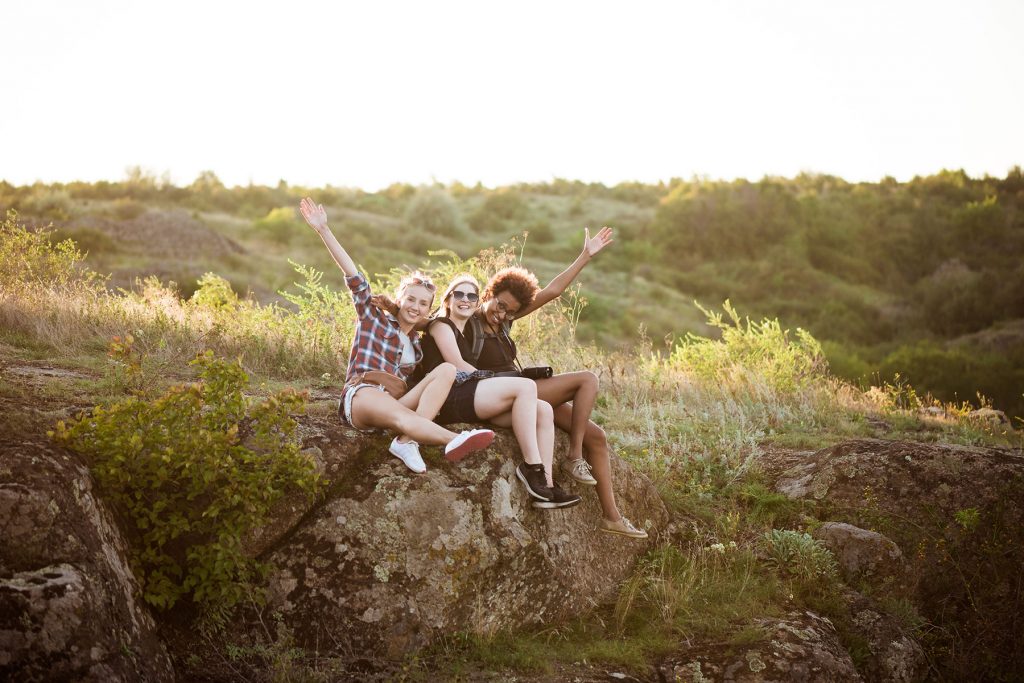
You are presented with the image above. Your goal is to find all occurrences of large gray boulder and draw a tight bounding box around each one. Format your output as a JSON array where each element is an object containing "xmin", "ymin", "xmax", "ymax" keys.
[
  {"xmin": 812, "ymin": 522, "xmax": 906, "ymax": 587},
  {"xmin": 252, "ymin": 416, "xmax": 669, "ymax": 657},
  {"xmin": 0, "ymin": 439, "xmax": 174, "ymax": 682}
]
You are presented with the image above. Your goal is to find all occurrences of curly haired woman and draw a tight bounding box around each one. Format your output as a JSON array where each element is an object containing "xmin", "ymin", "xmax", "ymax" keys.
[
  {"xmin": 414, "ymin": 274, "xmax": 581, "ymax": 510},
  {"xmin": 434, "ymin": 227, "xmax": 647, "ymax": 538}
]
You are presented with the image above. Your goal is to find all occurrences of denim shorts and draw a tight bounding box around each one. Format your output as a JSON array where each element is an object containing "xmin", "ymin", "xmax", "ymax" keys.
[{"xmin": 340, "ymin": 382, "xmax": 387, "ymax": 432}]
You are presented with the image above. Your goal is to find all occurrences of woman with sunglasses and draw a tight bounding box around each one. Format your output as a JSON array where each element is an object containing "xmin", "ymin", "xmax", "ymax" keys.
[
  {"xmin": 299, "ymin": 198, "xmax": 495, "ymax": 472},
  {"xmin": 445, "ymin": 228, "xmax": 648, "ymax": 539},
  {"xmin": 413, "ymin": 275, "xmax": 581, "ymax": 509}
]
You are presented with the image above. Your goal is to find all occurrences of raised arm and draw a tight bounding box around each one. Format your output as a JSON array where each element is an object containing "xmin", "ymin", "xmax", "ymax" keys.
[
  {"xmin": 299, "ymin": 197, "xmax": 358, "ymax": 277},
  {"xmin": 516, "ymin": 226, "xmax": 614, "ymax": 319},
  {"xmin": 429, "ymin": 323, "xmax": 477, "ymax": 372}
]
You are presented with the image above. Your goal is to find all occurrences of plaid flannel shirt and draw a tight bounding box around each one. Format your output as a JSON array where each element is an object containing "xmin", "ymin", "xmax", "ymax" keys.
[{"xmin": 343, "ymin": 273, "xmax": 422, "ymax": 383}]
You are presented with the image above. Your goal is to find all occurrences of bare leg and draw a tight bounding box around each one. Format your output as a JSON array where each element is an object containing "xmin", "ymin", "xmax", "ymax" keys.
[
  {"xmin": 473, "ymin": 377, "xmax": 541, "ymax": 466},
  {"xmin": 395, "ymin": 363, "xmax": 456, "ymax": 442},
  {"xmin": 489, "ymin": 400, "xmax": 555, "ymax": 485},
  {"xmin": 552, "ymin": 403, "xmax": 620, "ymax": 521},
  {"xmin": 535, "ymin": 371, "xmax": 599, "ymax": 460},
  {"xmin": 351, "ymin": 388, "xmax": 458, "ymax": 445}
]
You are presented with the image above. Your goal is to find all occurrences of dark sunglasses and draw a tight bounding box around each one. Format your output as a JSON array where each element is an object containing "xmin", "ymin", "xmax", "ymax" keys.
[{"xmin": 450, "ymin": 290, "xmax": 479, "ymax": 302}]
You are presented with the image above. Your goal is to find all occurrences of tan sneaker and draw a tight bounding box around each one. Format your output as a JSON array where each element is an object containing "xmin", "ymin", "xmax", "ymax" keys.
[
  {"xmin": 600, "ymin": 515, "xmax": 648, "ymax": 539},
  {"xmin": 561, "ymin": 457, "xmax": 597, "ymax": 485}
]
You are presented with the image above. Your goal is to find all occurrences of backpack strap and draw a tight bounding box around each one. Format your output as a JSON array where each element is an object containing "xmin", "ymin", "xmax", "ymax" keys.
[{"xmin": 467, "ymin": 314, "xmax": 486, "ymax": 365}]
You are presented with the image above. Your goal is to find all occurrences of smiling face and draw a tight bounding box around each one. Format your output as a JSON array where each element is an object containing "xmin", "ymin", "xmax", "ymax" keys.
[
  {"xmin": 445, "ymin": 284, "xmax": 480, "ymax": 321},
  {"xmin": 480, "ymin": 289, "xmax": 522, "ymax": 329},
  {"xmin": 396, "ymin": 283, "xmax": 434, "ymax": 328}
]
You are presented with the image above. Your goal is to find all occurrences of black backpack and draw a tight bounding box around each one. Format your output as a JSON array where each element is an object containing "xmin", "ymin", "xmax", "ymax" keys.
[{"xmin": 466, "ymin": 315, "xmax": 512, "ymax": 366}]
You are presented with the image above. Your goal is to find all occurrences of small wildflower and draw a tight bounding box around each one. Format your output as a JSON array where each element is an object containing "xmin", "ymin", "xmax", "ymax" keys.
[{"xmin": 709, "ymin": 543, "xmax": 726, "ymax": 553}]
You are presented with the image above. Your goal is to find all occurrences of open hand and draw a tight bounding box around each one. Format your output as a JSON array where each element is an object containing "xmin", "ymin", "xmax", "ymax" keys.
[
  {"xmin": 299, "ymin": 197, "xmax": 329, "ymax": 233},
  {"xmin": 584, "ymin": 226, "xmax": 614, "ymax": 257}
]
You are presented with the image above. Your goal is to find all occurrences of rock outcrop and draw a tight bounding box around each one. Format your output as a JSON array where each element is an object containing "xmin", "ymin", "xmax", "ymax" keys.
[
  {"xmin": 0, "ymin": 439, "xmax": 174, "ymax": 682},
  {"xmin": 252, "ymin": 416, "xmax": 670, "ymax": 657},
  {"xmin": 812, "ymin": 522, "xmax": 906, "ymax": 587},
  {"xmin": 769, "ymin": 438, "xmax": 1024, "ymax": 681},
  {"xmin": 660, "ymin": 611, "xmax": 862, "ymax": 682}
]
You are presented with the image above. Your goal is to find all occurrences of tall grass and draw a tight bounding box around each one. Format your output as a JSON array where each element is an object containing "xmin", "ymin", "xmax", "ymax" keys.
[{"xmin": 0, "ymin": 214, "xmax": 577, "ymax": 387}]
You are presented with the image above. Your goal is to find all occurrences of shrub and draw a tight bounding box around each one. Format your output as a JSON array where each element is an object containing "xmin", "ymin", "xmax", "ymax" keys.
[
  {"xmin": 670, "ymin": 300, "xmax": 827, "ymax": 394},
  {"xmin": 254, "ymin": 207, "xmax": 303, "ymax": 244},
  {"xmin": 915, "ymin": 259, "xmax": 998, "ymax": 336},
  {"xmin": 20, "ymin": 186, "xmax": 78, "ymax": 220},
  {"xmin": 763, "ymin": 529, "xmax": 838, "ymax": 582},
  {"xmin": 191, "ymin": 272, "xmax": 240, "ymax": 310},
  {"xmin": 51, "ymin": 352, "xmax": 321, "ymax": 625},
  {"xmin": 0, "ymin": 210, "xmax": 102, "ymax": 293},
  {"xmin": 404, "ymin": 187, "xmax": 466, "ymax": 237}
]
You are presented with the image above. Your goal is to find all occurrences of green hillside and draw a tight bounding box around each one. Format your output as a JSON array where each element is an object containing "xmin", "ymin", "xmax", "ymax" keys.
[{"xmin": 2, "ymin": 167, "xmax": 1022, "ymax": 420}]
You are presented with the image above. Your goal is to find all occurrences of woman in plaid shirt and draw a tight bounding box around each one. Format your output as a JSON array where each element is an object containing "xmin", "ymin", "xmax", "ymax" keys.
[{"xmin": 299, "ymin": 198, "xmax": 494, "ymax": 472}]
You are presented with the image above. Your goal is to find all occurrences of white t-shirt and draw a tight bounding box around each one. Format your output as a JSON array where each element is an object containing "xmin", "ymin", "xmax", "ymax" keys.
[{"xmin": 397, "ymin": 331, "xmax": 416, "ymax": 366}]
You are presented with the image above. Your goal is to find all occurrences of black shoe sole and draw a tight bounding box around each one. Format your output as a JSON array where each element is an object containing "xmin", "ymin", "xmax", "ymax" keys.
[
  {"xmin": 532, "ymin": 496, "xmax": 582, "ymax": 510},
  {"xmin": 515, "ymin": 466, "xmax": 553, "ymax": 502}
]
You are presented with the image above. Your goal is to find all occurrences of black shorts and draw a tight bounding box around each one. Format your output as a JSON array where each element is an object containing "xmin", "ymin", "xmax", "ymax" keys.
[{"xmin": 436, "ymin": 378, "xmax": 481, "ymax": 425}]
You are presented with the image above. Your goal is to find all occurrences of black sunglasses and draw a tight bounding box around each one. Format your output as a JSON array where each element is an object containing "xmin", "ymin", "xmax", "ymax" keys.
[{"xmin": 450, "ymin": 290, "xmax": 479, "ymax": 302}]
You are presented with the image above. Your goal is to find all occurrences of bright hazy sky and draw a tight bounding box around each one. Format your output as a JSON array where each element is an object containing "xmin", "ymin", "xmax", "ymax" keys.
[{"xmin": 2, "ymin": 1, "xmax": 1022, "ymax": 190}]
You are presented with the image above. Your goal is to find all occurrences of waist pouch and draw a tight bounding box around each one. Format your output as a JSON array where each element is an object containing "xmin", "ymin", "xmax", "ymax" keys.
[{"xmin": 347, "ymin": 370, "xmax": 408, "ymax": 399}]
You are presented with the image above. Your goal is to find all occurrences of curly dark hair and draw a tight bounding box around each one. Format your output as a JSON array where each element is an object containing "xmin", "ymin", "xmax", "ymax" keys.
[{"xmin": 483, "ymin": 267, "xmax": 539, "ymax": 309}]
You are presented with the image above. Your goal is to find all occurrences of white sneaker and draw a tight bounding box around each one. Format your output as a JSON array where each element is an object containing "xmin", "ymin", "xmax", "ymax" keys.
[
  {"xmin": 389, "ymin": 437, "xmax": 426, "ymax": 473},
  {"xmin": 444, "ymin": 428, "xmax": 495, "ymax": 462}
]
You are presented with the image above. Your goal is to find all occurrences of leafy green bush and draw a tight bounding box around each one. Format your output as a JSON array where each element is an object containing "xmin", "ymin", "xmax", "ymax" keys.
[
  {"xmin": 0, "ymin": 210, "xmax": 102, "ymax": 293},
  {"xmin": 254, "ymin": 207, "xmax": 303, "ymax": 244},
  {"xmin": 469, "ymin": 190, "xmax": 528, "ymax": 234},
  {"xmin": 878, "ymin": 341, "xmax": 1024, "ymax": 420},
  {"xmin": 670, "ymin": 300, "xmax": 826, "ymax": 394},
  {"xmin": 20, "ymin": 186, "xmax": 78, "ymax": 220},
  {"xmin": 51, "ymin": 352, "xmax": 320, "ymax": 625},
  {"xmin": 404, "ymin": 187, "xmax": 466, "ymax": 237},
  {"xmin": 820, "ymin": 340, "xmax": 871, "ymax": 383},
  {"xmin": 191, "ymin": 272, "xmax": 240, "ymax": 310},
  {"xmin": 763, "ymin": 529, "xmax": 837, "ymax": 582}
]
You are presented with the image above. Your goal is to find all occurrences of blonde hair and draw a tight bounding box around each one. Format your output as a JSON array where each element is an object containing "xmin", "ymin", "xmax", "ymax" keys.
[
  {"xmin": 371, "ymin": 270, "xmax": 436, "ymax": 317},
  {"xmin": 439, "ymin": 273, "xmax": 481, "ymax": 318}
]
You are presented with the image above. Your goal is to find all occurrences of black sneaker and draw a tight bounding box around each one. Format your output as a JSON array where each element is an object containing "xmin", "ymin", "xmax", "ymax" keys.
[
  {"xmin": 516, "ymin": 462, "xmax": 553, "ymax": 501},
  {"xmin": 532, "ymin": 485, "xmax": 582, "ymax": 510}
]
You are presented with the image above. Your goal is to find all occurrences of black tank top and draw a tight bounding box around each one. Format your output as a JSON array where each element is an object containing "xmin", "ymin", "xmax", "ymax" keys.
[
  {"xmin": 411, "ymin": 314, "xmax": 518, "ymax": 383},
  {"xmin": 410, "ymin": 317, "xmax": 472, "ymax": 385},
  {"xmin": 471, "ymin": 315, "xmax": 518, "ymax": 373}
]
